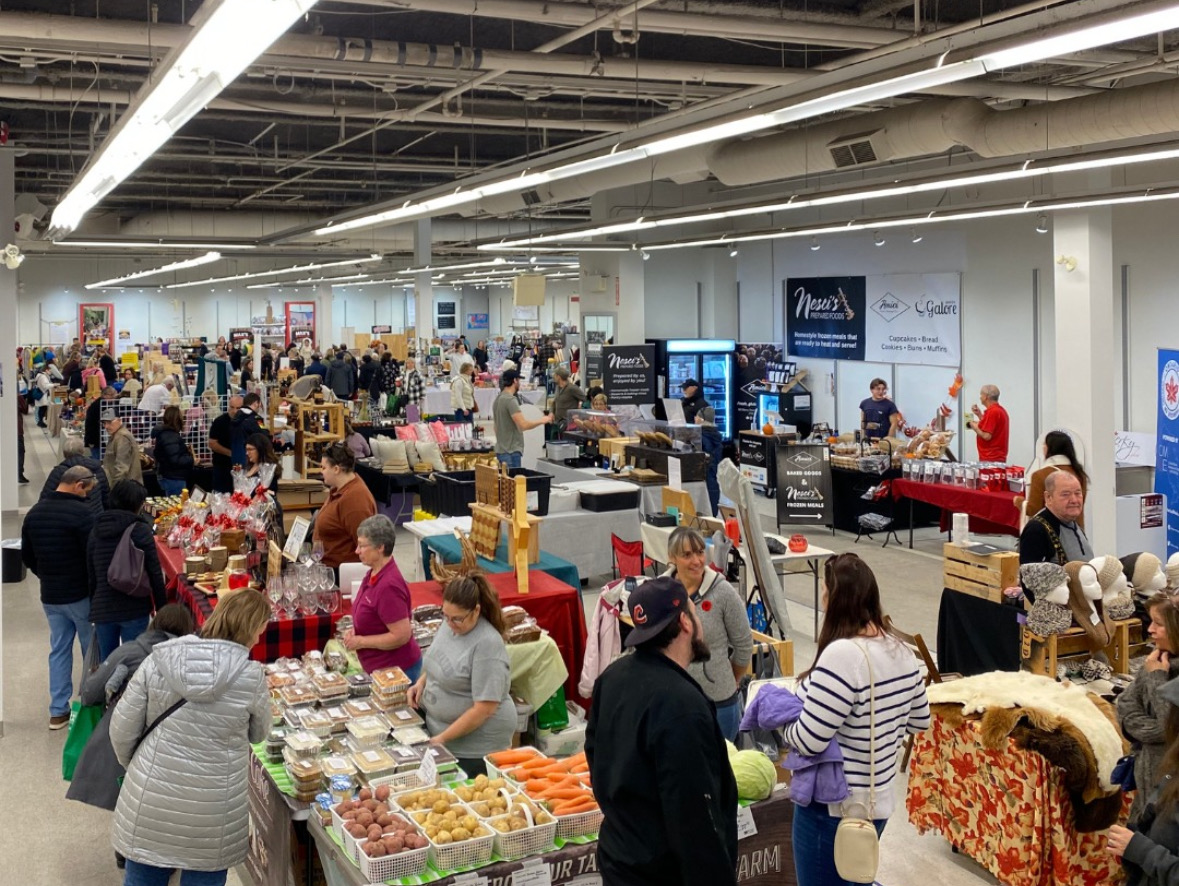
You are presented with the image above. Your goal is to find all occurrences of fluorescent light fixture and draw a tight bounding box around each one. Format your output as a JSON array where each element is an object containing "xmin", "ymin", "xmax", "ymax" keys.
[
  {"xmin": 86, "ymin": 251, "xmax": 221, "ymax": 289},
  {"xmin": 246, "ymin": 272, "xmax": 369, "ymax": 290},
  {"xmin": 484, "ymin": 143, "xmax": 1179, "ymax": 249},
  {"xmin": 166, "ymin": 254, "xmax": 381, "ymax": 289},
  {"xmin": 314, "ymin": 5, "xmax": 1177, "ymax": 238},
  {"xmin": 642, "ymin": 185, "xmax": 1179, "ymax": 252},
  {"xmin": 56, "ymin": 239, "xmax": 255, "ymax": 250},
  {"xmin": 47, "ymin": 0, "xmax": 320, "ymax": 238}
]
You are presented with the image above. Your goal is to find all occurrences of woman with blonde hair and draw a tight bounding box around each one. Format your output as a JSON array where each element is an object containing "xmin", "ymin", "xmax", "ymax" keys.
[
  {"xmin": 451, "ymin": 361, "xmax": 476, "ymax": 422},
  {"xmin": 109, "ymin": 589, "xmax": 270, "ymax": 886},
  {"xmin": 1118, "ymin": 592, "xmax": 1179, "ymax": 825},
  {"xmin": 407, "ymin": 573, "xmax": 515, "ymax": 776}
]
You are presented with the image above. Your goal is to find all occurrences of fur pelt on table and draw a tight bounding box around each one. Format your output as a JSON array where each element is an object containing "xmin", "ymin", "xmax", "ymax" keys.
[{"xmin": 927, "ymin": 671, "xmax": 1128, "ymax": 832}]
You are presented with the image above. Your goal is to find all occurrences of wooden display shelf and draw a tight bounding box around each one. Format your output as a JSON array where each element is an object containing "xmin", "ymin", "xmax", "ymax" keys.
[
  {"xmin": 290, "ymin": 399, "xmax": 345, "ymax": 479},
  {"xmin": 1022, "ymin": 618, "xmax": 1140, "ymax": 677},
  {"xmin": 943, "ymin": 542, "xmax": 1019, "ymax": 604}
]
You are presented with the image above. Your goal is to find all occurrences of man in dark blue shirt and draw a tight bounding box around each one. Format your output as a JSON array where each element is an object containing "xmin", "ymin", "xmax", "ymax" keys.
[{"xmin": 859, "ymin": 377, "xmax": 900, "ymax": 440}]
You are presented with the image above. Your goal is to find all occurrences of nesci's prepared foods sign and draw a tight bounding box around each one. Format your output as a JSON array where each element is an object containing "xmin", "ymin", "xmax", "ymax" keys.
[{"xmin": 788, "ymin": 273, "xmax": 961, "ymax": 367}]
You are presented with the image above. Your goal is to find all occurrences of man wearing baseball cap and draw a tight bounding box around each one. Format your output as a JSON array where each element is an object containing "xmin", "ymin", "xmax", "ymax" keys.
[
  {"xmin": 586, "ymin": 576, "xmax": 738, "ymax": 886},
  {"xmin": 492, "ymin": 369, "xmax": 552, "ymax": 469},
  {"xmin": 101, "ymin": 407, "xmax": 143, "ymax": 486}
]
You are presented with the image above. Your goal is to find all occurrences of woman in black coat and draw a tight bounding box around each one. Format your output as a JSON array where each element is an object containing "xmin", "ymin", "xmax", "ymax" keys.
[
  {"xmin": 88, "ymin": 480, "xmax": 168, "ymax": 659},
  {"xmin": 66, "ymin": 605, "xmax": 196, "ymax": 813},
  {"xmin": 150, "ymin": 406, "xmax": 194, "ymax": 496}
]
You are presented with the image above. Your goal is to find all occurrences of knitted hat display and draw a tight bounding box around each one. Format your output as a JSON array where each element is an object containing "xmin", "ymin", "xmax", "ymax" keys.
[
  {"xmin": 1091, "ymin": 555, "xmax": 1123, "ymax": 591},
  {"xmin": 1092, "ymin": 555, "xmax": 1136, "ymax": 620},
  {"xmin": 1064, "ymin": 561, "xmax": 1111, "ymax": 653},
  {"xmin": 1080, "ymin": 658, "xmax": 1113, "ymax": 682},
  {"xmin": 1168, "ymin": 553, "xmax": 1179, "ymax": 590},
  {"xmin": 1020, "ymin": 562, "xmax": 1069, "ymax": 600},
  {"xmin": 1121, "ymin": 552, "xmax": 1167, "ymax": 596}
]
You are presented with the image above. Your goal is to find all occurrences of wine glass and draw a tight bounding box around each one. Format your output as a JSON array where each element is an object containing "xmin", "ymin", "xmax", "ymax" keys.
[
  {"xmin": 299, "ymin": 588, "xmax": 319, "ymax": 617},
  {"xmin": 266, "ymin": 576, "xmax": 284, "ymax": 620},
  {"xmin": 311, "ymin": 539, "xmax": 325, "ymax": 564},
  {"xmin": 321, "ymin": 588, "xmax": 340, "ymax": 616},
  {"xmin": 299, "ymin": 543, "xmax": 313, "ymax": 567},
  {"xmin": 282, "ymin": 579, "xmax": 299, "ymax": 619}
]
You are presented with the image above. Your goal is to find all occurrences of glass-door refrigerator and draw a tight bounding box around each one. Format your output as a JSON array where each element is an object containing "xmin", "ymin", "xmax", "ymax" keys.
[{"xmin": 648, "ymin": 339, "xmax": 736, "ymax": 440}]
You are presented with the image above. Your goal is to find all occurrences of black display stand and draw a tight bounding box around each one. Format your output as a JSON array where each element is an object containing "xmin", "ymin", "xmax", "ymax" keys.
[
  {"xmin": 828, "ymin": 467, "xmax": 941, "ymax": 534},
  {"xmin": 937, "ymin": 586, "xmax": 1023, "ymax": 676}
]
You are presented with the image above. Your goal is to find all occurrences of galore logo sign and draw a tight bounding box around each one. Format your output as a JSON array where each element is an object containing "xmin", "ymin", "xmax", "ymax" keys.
[{"xmin": 915, "ymin": 298, "xmax": 958, "ymax": 317}]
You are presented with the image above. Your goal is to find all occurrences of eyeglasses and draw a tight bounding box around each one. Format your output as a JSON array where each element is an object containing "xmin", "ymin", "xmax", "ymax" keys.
[
  {"xmin": 355, "ymin": 541, "xmax": 373, "ymax": 551},
  {"xmin": 443, "ymin": 609, "xmax": 476, "ymax": 627}
]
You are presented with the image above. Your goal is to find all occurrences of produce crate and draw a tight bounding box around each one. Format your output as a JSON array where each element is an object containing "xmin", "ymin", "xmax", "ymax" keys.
[
  {"xmin": 942, "ymin": 542, "xmax": 1019, "ymax": 604},
  {"xmin": 554, "ymin": 805, "xmax": 603, "ymax": 839},
  {"xmin": 356, "ymin": 839, "xmax": 430, "ymax": 881},
  {"xmin": 428, "ymin": 830, "xmax": 495, "ymax": 871},
  {"xmin": 434, "ymin": 469, "xmax": 553, "ymax": 517},
  {"xmin": 484, "ymin": 746, "xmax": 547, "ymax": 782},
  {"xmin": 488, "ymin": 816, "xmax": 558, "ymax": 861}
]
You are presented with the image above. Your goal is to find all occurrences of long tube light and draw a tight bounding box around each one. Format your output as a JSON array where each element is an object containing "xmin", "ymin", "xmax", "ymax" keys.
[
  {"xmin": 86, "ymin": 251, "xmax": 221, "ymax": 289},
  {"xmin": 165, "ymin": 254, "xmax": 382, "ymax": 289},
  {"xmin": 480, "ymin": 143, "xmax": 1179, "ymax": 249},
  {"xmin": 639, "ymin": 186, "xmax": 1179, "ymax": 251},
  {"xmin": 57, "ymin": 240, "xmax": 255, "ymax": 250},
  {"xmin": 246, "ymin": 273, "xmax": 369, "ymax": 290},
  {"xmin": 311, "ymin": 3, "xmax": 1179, "ymax": 238},
  {"xmin": 48, "ymin": 0, "xmax": 319, "ymax": 238}
]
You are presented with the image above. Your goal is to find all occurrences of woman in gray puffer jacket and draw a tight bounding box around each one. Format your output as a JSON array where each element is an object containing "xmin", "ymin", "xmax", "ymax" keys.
[
  {"xmin": 109, "ymin": 590, "xmax": 271, "ymax": 885},
  {"xmin": 1117, "ymin": 592, "xmax": 1179, "ymax": 826}
]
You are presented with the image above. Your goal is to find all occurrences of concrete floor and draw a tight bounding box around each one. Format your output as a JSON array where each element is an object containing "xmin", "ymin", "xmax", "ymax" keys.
[{"xmin": 0, "ymin": 417, "xmax": 999, "ymax": 886}]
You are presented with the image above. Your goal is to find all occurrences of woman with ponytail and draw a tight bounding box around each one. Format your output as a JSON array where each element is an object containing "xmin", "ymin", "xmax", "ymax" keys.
[{"xmin": 407, "ymin": 573, "xmax": 516, "ymax": 775}]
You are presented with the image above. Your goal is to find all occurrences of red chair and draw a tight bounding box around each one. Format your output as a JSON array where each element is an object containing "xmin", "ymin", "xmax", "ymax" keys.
[{"xmin": 611, "ymin": 534, "xmax": 655, "ymax": 579}]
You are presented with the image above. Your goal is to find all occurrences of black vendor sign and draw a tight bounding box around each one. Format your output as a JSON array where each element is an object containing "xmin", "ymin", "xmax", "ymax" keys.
[
  {"xmin": 603, "ymin": 344, "xmax": 656, "ymax": 405},
  {"xmin": 776, "ymin": 443, "xmax": 833, "ymax": 527},
  {"xmin": 786, "ymin": 276, "xmax": 866, "ymax": 361}
]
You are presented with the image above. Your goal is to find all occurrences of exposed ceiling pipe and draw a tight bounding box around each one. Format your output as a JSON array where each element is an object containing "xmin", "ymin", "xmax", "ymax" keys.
[{"xmin": 0, "ymin": 83, "xmax": 630, "ymax": 133}]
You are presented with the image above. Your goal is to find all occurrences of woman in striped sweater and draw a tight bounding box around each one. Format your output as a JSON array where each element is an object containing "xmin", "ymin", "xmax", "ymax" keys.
[{"xmin": 784, "ymin": 553, "xmax": 930, "ymax": 886}]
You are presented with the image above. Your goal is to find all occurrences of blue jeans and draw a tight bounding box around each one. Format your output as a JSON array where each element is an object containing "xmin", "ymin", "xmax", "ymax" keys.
[
  {"xmin": 714, "ymin": 695, "xmax": 741, "ymax": 743},
  {"xmin": 792, "ymin": 799, "xmax": 886, "ymax": 886},
  {"xmin": 43, "ymin": 600, "xmax": 91, "ymax": 716},
  {"xmin": 96, "ymin": 616, "xmax": 151, "ymax": 661},
  {"xmin": 404, "ymin": 659, "xmax": 423, "ymax": 684},
  {"xmin": 497, "ymin": 452, "xmax": 522, "ymax": 469},
  {"xmin": 701, "ymin": 432, "xmax": 722, "ymax": 517},
  {"xmin": 159, "ymin": 476, "xmax": 187, "ymax": 495},
  {"xmin": 91, "ymin": 446, "xmax": 102, "ymax": 460},
  {"xmin": 124, "ymin": 859, "xmax": 227, "ymax": 886},
  {"xmin": 454, "ymin": 410, "xmax": 471, "ymax": 422}
]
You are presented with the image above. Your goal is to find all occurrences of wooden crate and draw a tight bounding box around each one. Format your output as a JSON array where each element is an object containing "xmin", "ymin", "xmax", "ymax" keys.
[
  {"xmin": 942, "ymin": 543, "xmax": 1019, "ymax": 604},
  {"xmin": 598, "ymin": 436, "xmax": 637, "ymax": 461},
  {"xmin": 749, "ymin": 629, "xmax": 794, "ymax": 677}
]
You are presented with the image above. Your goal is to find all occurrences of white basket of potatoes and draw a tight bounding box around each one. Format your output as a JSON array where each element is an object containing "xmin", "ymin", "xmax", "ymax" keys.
[{"xmin": 392, "ymin": 786, "xmax": 495, "ymax": 871}]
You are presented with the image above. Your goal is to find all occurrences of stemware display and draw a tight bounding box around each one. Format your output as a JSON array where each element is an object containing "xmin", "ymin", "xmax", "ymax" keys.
[{"xmin": 266, "ymin": 576, "xmax": 284, "ymax": 620}]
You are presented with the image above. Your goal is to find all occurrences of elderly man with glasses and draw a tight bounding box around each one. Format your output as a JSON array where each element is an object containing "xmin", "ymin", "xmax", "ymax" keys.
[{"xmin": 21, "ymin": 465, "xmax": 99, "ymax": 729}]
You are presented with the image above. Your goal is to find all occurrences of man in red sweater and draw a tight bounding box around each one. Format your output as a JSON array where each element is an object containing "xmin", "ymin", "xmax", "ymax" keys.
[{"xmin": 967, "ymin": 384, "xmax": 1009, "ymax": 462}]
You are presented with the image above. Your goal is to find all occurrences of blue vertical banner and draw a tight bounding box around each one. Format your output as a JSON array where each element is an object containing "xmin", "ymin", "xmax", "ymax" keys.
[{"xmin": 1155, "ymin": 349, "xmax": 1179, "ymax": 556}]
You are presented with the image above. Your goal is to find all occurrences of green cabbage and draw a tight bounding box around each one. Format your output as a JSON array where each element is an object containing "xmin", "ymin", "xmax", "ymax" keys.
[{"xmin": 730, "ymin": 749, "xmax": 776, "ymax": 801}]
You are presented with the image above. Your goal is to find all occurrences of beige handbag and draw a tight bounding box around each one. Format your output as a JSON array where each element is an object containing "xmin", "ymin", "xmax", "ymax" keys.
[{"xmin": 833, "ymin": 641, "xmax": 879, "ymax": 884}]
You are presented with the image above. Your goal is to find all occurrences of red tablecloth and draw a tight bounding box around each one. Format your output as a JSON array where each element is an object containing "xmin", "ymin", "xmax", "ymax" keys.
[
  {"xmin": 891, "ymin": 478, "xmax": 1020, "ymax": 536},
  {"xmin": 172, "ymin": 576, "xmax": 340, "ymax": 664},
  {"xmin": 157, "ymin": 541, "xmax": 186, "ymax": 590},
  {"xmin": 409, "ymin": 572, "xmax": 589, "ymax": 707}
]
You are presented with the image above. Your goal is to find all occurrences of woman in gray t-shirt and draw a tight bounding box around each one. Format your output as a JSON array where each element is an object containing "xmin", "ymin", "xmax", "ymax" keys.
[{"xmin": 408, "ymin": 574, "xmax": 517, "ymax": 774}]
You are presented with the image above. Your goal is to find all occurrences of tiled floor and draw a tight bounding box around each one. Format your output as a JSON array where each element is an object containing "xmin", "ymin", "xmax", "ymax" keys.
[{"xmin": 0, "ymin": 418, "xmax": 998, "ymax": 886}]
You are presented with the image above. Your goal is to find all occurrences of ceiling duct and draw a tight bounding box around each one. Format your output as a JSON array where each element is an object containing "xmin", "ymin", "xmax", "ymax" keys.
[{"xmin": 708, "ymin": 79, "xmax": 1179, "ymax": 187}]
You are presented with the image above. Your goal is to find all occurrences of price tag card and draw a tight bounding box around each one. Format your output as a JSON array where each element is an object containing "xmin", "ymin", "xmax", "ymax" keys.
[
  {"xmin": 417, "ymin": 744, "xmax": 438, "ymax": 786},
  {"xmin": 451, "ymin": 873, "xmax": 488, "ymax": 886},
  {"xmin": 736, "ymin": 804, "xmax": 758, "ymax": 840},
  {"xmin": 513, "ymin": 859, "xmax": 552, "ymax": 886},
  {"xmin": 666, "ymin": 456, "xmax": 682, "ymax": 490}
]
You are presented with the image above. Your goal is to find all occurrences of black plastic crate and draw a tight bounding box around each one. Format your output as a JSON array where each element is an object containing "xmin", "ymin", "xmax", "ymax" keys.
[
  {"xmin": 433, "ymin": 468, "xmax": 553, "ymax": 517},
  {"xmin": 415, "ymin": 472, "xmax": 442, "ymax": 516}
]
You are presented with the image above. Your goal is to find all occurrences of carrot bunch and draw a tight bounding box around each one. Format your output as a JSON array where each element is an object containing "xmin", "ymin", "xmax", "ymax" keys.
[{"xmin": 486, "ymin": 748, "xmax": 544, "ymax": 768}]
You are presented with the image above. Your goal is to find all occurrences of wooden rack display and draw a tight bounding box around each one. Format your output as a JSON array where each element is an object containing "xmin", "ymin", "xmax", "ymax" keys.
[{"xmin": 291, "ymin": 399, "xmax": 345, "ymax": 478}]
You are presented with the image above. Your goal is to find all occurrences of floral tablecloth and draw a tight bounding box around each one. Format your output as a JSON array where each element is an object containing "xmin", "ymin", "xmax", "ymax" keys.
[{"xmin": 907, "ymin": 709, "xmax": 1130, "ymax": 886}]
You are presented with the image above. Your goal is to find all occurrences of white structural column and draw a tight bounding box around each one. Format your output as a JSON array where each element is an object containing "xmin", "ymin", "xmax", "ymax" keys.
[
  {"xmin": 414, "ymin": 219, "xmax": 432, "ymax": 341},
  {"xmin": 1053, "ymin": 207, "xmax": 1116, "ymax": 552},
  {"xmin": 0, "ymin": 150, "xmax": 17, "ymax": 513},
  {"xmin": 316, "ymin": 282, "xmax": 333, "ymax": 348},
  {"xmin": 577, "ymin": 251, "xmax": 645, "ymax": 343}
]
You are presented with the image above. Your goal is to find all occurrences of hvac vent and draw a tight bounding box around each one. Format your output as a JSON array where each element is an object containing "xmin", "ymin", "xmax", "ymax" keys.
[
  {"xmin": 521, "ymin": 189, "xmax": 543, "ymax": 206},
  {"xmin": 828, "ymin": 130, "xmax": 881, "ymax": 169}
]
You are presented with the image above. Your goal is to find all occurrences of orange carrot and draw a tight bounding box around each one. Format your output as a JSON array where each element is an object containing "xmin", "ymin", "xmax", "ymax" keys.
[
  {"xmin": 518, "ymin": 755, "xmax": 556, "ymax": 770},
  {"xmin": 545, "ymin": 773, "xmax": 582, "ymax": 784},
  {"xmin": 488, "ymin": 749, "xmax": 539, "ymax": 766},
  {"xmin": 552, "ymin": 798, "xmax": 598, "ymax": 815},
  {"xmin": 536, "ymin": 788, "xmax": 588, "ymax": 801}
]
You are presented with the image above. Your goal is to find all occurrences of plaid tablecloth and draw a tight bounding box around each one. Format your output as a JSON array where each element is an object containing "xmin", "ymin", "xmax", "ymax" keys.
[
  {"xmin": 408, "ymin": 571, "xmax": 589, "ymax": 706},
  {"xmin": 173, "ymin": 576, "xmax": 340, "ymax": 663}
]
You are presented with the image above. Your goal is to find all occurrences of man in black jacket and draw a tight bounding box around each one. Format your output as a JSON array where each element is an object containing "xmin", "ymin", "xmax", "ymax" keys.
[
  {"xmin": 41, "ymin": 435, "xmax": 109, "ymax": 515},
  {"xmin": 1019, "ymin": 471, "xmax": 1093, "ymax": 601},
  {"xmin": 230, "ymin": 391, "xmax": 265, "ymax": 468},
  {"xmin": 586, "ymin": 576, "xmax": 738, "ymax": 886},
  {"xmin": 22, "ymin": 465, "xmax": 98, "ymax": 729}
]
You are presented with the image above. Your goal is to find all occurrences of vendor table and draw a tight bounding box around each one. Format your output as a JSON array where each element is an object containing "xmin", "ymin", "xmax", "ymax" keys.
[
  {"xmin": 156, "ymin": 540, "xmax": 187, "ymax": 590},
  {"xmin": 246, "ymin": 750, "xmax": 313, "ymax": 886},
  {"xmin": 534, "ymin": 459, "xmax": 711, "ymax": 518},
  {"xmin": 937, "ymin": 587, "xmax": 1022, "ymax": 676},
  {"xmin": 420, "ymin": 533, "xmax": 582, "ymax": 588},
  {"xmin": 907, "ymin": 708, "xmax": 1129, "ymax": 886},
  {"xmin": 172, "ymin": 574, "xmax": 340, "ymax": 663},
  {"xmin": 355, "ymin": 462, "xmax": 418, "ymax": 524},
  {"xmin": 409, "ymin": 571, "xmax": 588, "ymax": 707},
  {"xmin": 307, "ymin": 787, "xmax": 797, "ymax": 886},
  {"xmin": 891, "ymin": 478, "xmax": 1019, "ymax": 546},
  {"xmin": 828, "ymin": 467, "xmax": 941, "ymax": 535}
]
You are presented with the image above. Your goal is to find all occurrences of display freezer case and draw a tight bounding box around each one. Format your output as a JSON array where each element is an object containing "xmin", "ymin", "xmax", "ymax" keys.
[{"xmin": 648, "ymin": 338, "xmax": 736, "ymax": 440}]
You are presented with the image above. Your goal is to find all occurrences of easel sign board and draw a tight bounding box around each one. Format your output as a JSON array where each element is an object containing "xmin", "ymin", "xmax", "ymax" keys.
[
  {"xmin": 775, "ymin": 444, "xmax": 833, "ymax": 527},
  {"xmin": 283, "ymin": 517, "xmax": 310, "ymax": 561}
]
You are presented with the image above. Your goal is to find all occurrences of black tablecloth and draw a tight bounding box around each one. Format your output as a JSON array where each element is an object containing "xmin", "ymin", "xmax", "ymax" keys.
[
  {"xmin": 937, "ymin": 586, "xmax": 1023, "ymax": 676},
  {"xmin": 829, "ymin": 467, "xmax": 941, "ymax": 534},
  {"xmin": 355, "ymin": 461, "xmax": 419, "ymax": 505}
]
